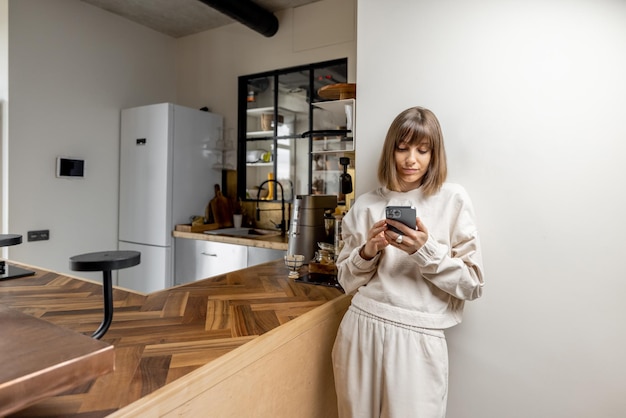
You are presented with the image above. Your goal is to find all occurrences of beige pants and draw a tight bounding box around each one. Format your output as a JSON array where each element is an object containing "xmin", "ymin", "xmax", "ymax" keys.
[{"xmin": 332, "ymin": 305, "xmax": 449, "ymax": 418}]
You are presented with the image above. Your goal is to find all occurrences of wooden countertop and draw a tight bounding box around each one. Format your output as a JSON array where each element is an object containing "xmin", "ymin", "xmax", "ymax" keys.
[
  {"xmin": 0, "ymin": 305, "xmax": 114, "ymax": 416},
  {"xmin": 173, "ymin": 229, "xmax": 289, "ymax": 251},
  {"xmin": 1, "ymin": 259, "xmax": 341, "ymax": 417}
]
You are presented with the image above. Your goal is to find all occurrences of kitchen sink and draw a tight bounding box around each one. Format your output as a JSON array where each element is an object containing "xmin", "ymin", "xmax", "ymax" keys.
[{"xmin": 204, "ymin": 227, "xmax": 282, "ymax": 238}]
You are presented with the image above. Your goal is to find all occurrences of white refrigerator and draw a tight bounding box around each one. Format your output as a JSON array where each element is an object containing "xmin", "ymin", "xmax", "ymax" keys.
[{"xmin": 118, "ymin": 103, "xmax": 222, "ymax": 293}]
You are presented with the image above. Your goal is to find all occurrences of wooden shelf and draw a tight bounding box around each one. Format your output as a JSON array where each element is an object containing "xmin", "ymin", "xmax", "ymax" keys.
[{"xmin": 317, "ymin": 83, "xmax": 356, "ymax": 100}]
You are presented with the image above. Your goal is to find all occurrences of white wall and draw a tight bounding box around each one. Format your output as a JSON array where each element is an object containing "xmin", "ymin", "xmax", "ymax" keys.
[
  {"xmin": 7, "ymin": 0, "xmax": 176, "ymax": 275},
  {"xmin": 0, "ymin": 0, "xmax": 8, "ymax": 242},
  {"xmin": 357, "ymin": 0, "xmax": 626, "ymax": 417}
]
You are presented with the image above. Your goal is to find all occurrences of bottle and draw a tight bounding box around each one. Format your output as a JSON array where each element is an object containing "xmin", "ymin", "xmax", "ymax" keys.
[
  {"xmin": 267, "ymin": 172, "xmax": 275, "ymax": 200},
  {"xmin": 334, "ymin": 212, "xmax": 344, "ymax": 261},
  {"xmin": 247, "ymin": 91, "xmax": 256, "ymax": 108}
]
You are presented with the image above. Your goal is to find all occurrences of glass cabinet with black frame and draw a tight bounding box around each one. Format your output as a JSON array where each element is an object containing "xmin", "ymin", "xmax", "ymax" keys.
[{"xmin": 237, "ymin": 58, "xmax": 353, "ymax": 206}]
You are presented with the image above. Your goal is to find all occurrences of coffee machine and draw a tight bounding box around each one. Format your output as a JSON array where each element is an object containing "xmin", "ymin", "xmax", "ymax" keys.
[{"xmin": 287, "ymin": 194, "xmax": 338, "ymax": 262}]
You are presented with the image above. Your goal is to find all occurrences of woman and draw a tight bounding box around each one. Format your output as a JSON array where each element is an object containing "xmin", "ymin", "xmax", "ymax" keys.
[{"xmin": 332, "ymin": 106, "xmax": 485, "ymax": 418}]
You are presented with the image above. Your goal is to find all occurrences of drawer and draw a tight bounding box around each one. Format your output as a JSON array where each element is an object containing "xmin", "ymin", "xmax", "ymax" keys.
[{"xmin": 175, "ymin": 239, "xmax": 247, "ymax": 284}]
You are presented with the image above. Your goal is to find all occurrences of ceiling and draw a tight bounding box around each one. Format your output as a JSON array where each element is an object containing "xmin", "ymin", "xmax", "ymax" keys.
[{"xmin": 81, "ymin": 0, "xmax": 322, "ymax": 38}]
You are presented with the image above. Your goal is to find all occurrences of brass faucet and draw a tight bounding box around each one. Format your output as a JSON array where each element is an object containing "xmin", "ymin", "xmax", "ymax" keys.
[{"xmin": 255, "ymin": 179, "xmax": 288, "ymax": 236}]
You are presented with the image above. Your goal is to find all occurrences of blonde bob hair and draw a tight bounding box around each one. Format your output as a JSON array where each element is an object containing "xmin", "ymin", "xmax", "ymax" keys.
[{"xmin": 377, "ymin": 106, "xmax": 447, "ymax": 196}]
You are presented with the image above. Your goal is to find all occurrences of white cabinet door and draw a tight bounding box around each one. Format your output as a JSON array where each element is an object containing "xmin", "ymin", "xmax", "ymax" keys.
[
  {"xmin": 247, "ymin": 247, "xmax": 285, "ymax": 267},
  {"xmin": 175, "ymin": 239, "xmax": 247, "ymax": 284},
  {"xmin": 119, "ymin": 104, "xmax": 172, "ymax": 247},
  {"xmin": 118, "ymin": 241, "xmax": 172, "ymax": 293}
]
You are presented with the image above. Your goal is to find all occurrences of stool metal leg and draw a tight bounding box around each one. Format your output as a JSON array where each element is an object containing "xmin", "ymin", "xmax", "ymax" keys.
[
  {"xmin": 69, "ymin": 250, "xmax": 139, "ymax": 339},
  {"xmin": 92, "ymin": 270, "xmax": 113, "ymax": 340}
]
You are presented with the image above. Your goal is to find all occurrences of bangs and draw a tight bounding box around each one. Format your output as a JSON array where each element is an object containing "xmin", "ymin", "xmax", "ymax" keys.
[{"xmin": 397, "ymin": 121, "xmax": 434, "ymax": 149}]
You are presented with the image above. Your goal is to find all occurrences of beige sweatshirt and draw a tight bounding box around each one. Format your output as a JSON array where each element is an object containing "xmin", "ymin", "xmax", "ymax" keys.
[{"xmin": 336, "ymin": 183, "xmax": 485, "ymax": 329}]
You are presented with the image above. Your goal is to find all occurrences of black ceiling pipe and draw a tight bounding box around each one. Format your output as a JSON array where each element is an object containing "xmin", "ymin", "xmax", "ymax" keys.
[{"xmin": 197, "ymin": 0, "xmax": 279, "ymax": 37}]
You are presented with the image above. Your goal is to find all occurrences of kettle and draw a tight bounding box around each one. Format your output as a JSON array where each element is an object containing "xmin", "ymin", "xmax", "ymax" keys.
[{"xmin": 287, "ymin": 195, "xmax": 338, "ymax": 262}]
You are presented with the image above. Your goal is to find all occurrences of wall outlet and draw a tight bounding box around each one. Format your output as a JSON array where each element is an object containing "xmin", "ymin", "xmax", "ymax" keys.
[{"xmin": 27, "ymin": 230, "xmax": 49, "ymax": 241}]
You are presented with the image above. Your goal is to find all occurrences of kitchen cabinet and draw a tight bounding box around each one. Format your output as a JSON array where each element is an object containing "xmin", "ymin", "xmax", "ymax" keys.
[
  {"xmin": 237, "ymin": 58, "xmax": 351, "ymax": 204},
  {"xmin": 248, "ymin": 246, "xmax": 285, "ymax": 267},
  {"xmin": 174, "ymin": 238, "xmax": 285, "ymax": 284},
  {"xmin": 175, "ymin": 239, "xmax": 247, "ymax": 284}
]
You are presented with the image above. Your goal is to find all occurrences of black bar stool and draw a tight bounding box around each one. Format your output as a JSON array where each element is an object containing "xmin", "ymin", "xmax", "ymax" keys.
[
  {"xmin": 70, "ymin": 250, "xmax": 140, "ymax": 339},
  {"xmin": 0, "ymin": 234, "xmax": 35, "ymax": 281}
]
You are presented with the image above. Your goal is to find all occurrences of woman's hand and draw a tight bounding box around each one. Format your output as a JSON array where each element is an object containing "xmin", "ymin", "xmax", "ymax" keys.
[
  {"xmin": 384, "ymin": 217, "xmax": 429, "ymax": 254},
  {"xmin": 359, "ymin": 219, "xmax": 389, "ymax": 260}
]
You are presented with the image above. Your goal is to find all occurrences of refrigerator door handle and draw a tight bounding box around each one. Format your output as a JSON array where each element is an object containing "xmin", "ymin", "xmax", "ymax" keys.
[{"xmin": 201, "ymin": 252, "xmax": 218, "ymax": 257}]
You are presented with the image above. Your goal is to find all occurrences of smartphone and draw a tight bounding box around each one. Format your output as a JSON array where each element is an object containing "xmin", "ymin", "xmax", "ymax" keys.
[{"xmin": 385, "ymin": 206, "xmax": 417, "ymax": 234}]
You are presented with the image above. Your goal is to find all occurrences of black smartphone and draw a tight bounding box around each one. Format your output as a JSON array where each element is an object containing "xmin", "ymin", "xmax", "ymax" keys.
[{"xmin": 385, "ymin": 206, "xmax": 417, "ymax": 234}]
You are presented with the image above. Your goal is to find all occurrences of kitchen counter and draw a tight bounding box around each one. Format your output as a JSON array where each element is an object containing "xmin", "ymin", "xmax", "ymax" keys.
[
  {"xmin": 1, "ymin": 258, "xmax": 346, "ymax": 417},
  {"xmin": 173, "ymin": 229, "xmax": 289, "ymax": 251},
  {"xmin": 0, "ymin": 305, "xmax": 114, "ymax": 415}
]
